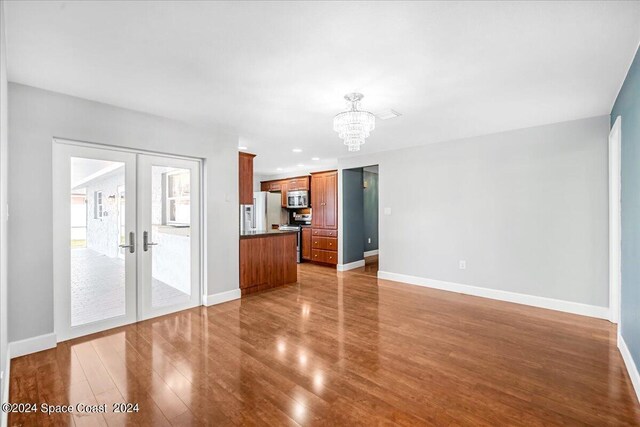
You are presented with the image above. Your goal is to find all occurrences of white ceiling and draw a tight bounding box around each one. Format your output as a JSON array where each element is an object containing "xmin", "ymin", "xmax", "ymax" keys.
[{"xmin": 5, "ymin": 1, "xmax": 640, "ymax": 174}]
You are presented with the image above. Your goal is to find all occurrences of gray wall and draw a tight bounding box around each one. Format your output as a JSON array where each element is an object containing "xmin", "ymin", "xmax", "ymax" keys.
[
  {"xmin": 342, "ymin": 168, "xmax": 364, "ymax": 264},
  {"xmin": 363, "ymin": 168, "xmax": 379, "ymax": 252},
  {"xmin": 8, "ymin": 83, "xmax": 239, "ymax": 342},
  {"xmin": 338, "ymin": 115, "xmax": 610, "ymax": 308},
  {"xmin": 0, "ymin": 0, "xmax": 9, "ymax": 401},
  {"xmin": 611, "ymin": 45, "xmax": 640, "ymax": 372}
]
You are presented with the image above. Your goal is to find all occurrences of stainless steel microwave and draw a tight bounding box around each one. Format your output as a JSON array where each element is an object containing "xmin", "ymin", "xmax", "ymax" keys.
[{"xmin": 287, "ymin": 190, "xmax": 308, "ymax": 208}]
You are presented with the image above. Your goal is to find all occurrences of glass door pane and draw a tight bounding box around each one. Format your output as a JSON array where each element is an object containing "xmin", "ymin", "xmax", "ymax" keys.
[
  {"xmin": 53, "ymin": 143, "xmax": 137, "ymax": 341},
  {"xmin": 151, "ymin": 166, "xmax": 192, "ymax": 308},
  {"xmin": 138, "ymin": 155, "xmax": 201, "ymax": 319},
  {"xmin": 70, "ymin": 157, "xmax": 127, "ymax": 326}
]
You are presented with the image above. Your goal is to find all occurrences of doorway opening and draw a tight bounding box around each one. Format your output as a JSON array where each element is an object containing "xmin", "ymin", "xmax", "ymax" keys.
[
  {"xmin": 53, "ymin": 141, "xmax": 202, "ymax": 341},
  {"xmin": 609, "ymin": 116, "xmax": 622, "ymax": 324},
  {"xmin": 341, "ymin": 165, "xmax": 379, "ymax": 275}
]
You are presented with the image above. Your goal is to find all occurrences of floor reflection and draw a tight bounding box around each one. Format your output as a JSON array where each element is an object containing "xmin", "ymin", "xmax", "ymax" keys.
[{"xmin": 9, "ymin": 261, "xmax": 640, "ymax": 425}]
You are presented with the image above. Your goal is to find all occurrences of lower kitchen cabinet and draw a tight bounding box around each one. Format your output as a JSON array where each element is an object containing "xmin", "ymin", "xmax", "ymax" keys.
[{"xmin": 311, "ymin": 249, "xmax": 337, "ymax": 265}]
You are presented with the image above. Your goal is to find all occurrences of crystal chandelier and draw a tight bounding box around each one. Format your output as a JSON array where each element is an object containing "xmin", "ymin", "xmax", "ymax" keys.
[{"xmin": 333, "ymin": 93, "xmax": 375, "ymax": 152}]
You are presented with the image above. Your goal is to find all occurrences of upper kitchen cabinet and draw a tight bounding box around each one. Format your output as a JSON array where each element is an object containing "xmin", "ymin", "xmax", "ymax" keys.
[
  {"xmin": 279, "ymin": 180, "xmax": 288, "ymax": 208},
  {"xmin": 239, "ymin": 152, "xmax": 256, "ymax": 205},
  {"xmin": 287, "ymin": 176, "xmax": 309, "ymax": 191},
  {"xmin": 311, "ymin": 170, "xmax": 338, "ymax": 229},
  {"xmin": 260, "ymin": 176, "xmax": 310, "ymax": 208}
]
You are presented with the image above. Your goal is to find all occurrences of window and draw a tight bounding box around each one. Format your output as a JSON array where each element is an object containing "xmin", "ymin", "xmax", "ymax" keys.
[
  {"xmin": 94, "ymin": 191, "xmax": 103, "ymax": 219},
  {"xmin": 165, "ymin": 170, "xmax": 190, "ymax": 225}
]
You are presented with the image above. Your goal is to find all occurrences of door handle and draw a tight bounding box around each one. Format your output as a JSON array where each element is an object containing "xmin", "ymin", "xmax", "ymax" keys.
[
  {"xmin": 143, "ymin": 231, "xmax": 158, "ymax": 252},
  {"xmin": 119, "ymin": 231, "xmax": 135, "ymax": 253}
]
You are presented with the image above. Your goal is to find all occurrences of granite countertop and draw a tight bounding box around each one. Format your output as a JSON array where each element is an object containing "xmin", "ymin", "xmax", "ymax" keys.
[{"xmin": 239, "ymin": 229, "xmax": 298, "ymax": 239}]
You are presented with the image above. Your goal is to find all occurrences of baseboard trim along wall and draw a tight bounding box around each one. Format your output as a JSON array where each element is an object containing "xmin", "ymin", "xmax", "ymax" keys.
[
  {"xmin": 377, "ymin": 271, "xmax": 610, "ymax": 319},
  {"xmin": 618, "ymin": 333, "xmax": 640, "ymax": 404},
  {"xmin": 8, "ymin": 332, "xmax": 57, "ymax": 360},
  {"xmin": 364, "ymin": 249, "xmax": 379, "ymax": 257},
  {"xmin": 337, "ymin": 259, "xmax": 366, "ymax": 272},
  {"xmin": 203, "ymin": 289, "xmax": 241, "ymax": 306}
]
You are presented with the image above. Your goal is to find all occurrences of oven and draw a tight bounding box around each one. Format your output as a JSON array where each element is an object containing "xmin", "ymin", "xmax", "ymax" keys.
[
  {"xmin": 287, "ymin": 190, "xmax": 309, "ymax": 209},
  {"xmin": 278, "ymin": 225, "xmax": 301, "ymax": 263}
]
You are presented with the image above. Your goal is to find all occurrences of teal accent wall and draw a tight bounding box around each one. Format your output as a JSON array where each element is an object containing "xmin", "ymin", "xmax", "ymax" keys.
[
  {"xmin": 363, "ymin": 170, "xmax": 379, "ymax": 251},
  {"xmin": 611, "ymin": 45, "xmax": 640, "ymax": 370},
  {"xmin": 342, "ymin": 168, "xmax": 365, "ymax": 264}
]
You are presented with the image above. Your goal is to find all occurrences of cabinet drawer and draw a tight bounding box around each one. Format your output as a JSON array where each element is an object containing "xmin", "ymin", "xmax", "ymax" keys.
[
  {"xmin": 312, "ymin": 237, "xmax": 324, "ymax": 249},
  {"xmin": 325, "ymin": 237, "xmax": 337, "ymax": 250},
  {"xmin": 311, "ymin": 249, "xmax": 326, "ymax": 263},
  {"xmin": 311, "ymin": 249, "xmax": 337, "ymax": 265},
  {"xmin": 311, "ymin": 236, "xmax": 338, "ymax": 250},
  {"xmin": 312, "ymin": 228, "xmax": 337, "ymax": 237}
]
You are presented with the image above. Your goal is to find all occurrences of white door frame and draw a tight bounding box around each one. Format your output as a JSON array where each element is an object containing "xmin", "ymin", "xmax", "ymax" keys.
[
  {"xmin": 609, "ymin": 116, "xmax": 622, "ymax": 324},
  {"xmin": 53, "ymin": 142, "xmax": 138, "ymax": 341},
  {"xmin": 53, "ymin": 139, "xmax": 204, "ymax": 341}
]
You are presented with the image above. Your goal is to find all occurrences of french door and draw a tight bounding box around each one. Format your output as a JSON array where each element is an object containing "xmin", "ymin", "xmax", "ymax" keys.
[{"xmin": 53, "ymin": 142, "xmax": 201, "ymax": 341}]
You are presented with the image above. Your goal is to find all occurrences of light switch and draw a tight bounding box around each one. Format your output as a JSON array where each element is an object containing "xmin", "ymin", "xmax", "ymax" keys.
[{"xmin": 384, "ymin": 207, "xmax": 392, "ymax": 215}]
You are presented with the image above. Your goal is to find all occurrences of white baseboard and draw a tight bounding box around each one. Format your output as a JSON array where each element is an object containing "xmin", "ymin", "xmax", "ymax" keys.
[
  {"xmin": 1, "ymin": 350, "xmax": 9, "ymax": 427},
  {"xmin": 364, "ymin": 249, "xmax": 379, "ymax": 257},
  {"xmin": 203, "ymin": 289, "xmax": 241, "ymax": 306},
  {"xmin": 377, "ymin": 271, "xmax": 609, "ymax": 319},
  {"xmin": 8, "ymin": 333, "xmax": 57, "ymax": 359},
  {"xmin": 618, "ymin": 333, "xmax": 640, "ymax": 404},
  {"xmin": 337, "ymin": 259, "xmax": 365, "ymax": 272}
]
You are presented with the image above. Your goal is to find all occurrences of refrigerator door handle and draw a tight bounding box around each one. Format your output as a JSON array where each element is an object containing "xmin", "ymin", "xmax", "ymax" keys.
[{"xmin": 252, "ymin": 198, "xmax": 256, "ymax": 229}]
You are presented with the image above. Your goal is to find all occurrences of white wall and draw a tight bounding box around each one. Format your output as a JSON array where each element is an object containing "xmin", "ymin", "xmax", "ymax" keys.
[
  {"xmin": 338, "ymin": 116, "xmax": 610, "ymax": 309},
  {"xmin": 8, "ymin": 83, "xmax": 239, "ymax": 343},
  {"xmin": 0, "ymin": 0, "xmax": 9, "ymax": 404},
  {"xmin": 85, "ymin": 169, "xmax": 124, "ymax": 258}
]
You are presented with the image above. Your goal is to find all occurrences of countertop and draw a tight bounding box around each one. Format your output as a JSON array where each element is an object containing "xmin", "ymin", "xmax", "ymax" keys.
[{"xmin": 239, "ymin": 229, "xmax": 298, "ymax": 239}]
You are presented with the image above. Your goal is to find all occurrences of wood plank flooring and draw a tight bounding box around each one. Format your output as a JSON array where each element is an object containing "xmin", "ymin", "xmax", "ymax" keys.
[{"xmin": 9, "ymin": 262, "xmax": 640, "ymax": 426}]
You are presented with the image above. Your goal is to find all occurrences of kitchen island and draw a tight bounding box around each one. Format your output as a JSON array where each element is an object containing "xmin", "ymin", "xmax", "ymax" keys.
[{"xmin": 239, "ymin": 230, "xmax": 298, "ymax": 295}]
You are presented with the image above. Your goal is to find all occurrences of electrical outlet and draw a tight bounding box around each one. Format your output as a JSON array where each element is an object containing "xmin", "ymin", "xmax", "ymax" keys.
[
  {"xmin": 368, "ymin": 238, "xmax": 371, "ymax": 244},
  {"xmin": 459, "ymin": 260, "xmax": 466, "ymax": 270}
]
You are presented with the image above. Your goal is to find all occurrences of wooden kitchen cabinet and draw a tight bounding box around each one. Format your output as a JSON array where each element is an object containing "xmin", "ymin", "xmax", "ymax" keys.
[
  {"xmin": 260, "ymin": 176, "xmax": 310, "ymax": 207},
  {"xmin": 288, "ymin": 176, "xmax": 309, "ymax": 191},
  {"xmin": 301, "ymin": 227, "xmax": 311, "ymax": 260},
  {"xmin": 311, "ymin": 171, "xmax": 337, "ymax": 230},
  {"xmin": 310, "ymin": 170, "xmax": 338, "ymax": 266},
  {"xmin": 311, "ymin": 249, "xmax": 337, "ymax": 265},
  {"xmin": 268, "ymin": 181, "xmax": 281, "ymax": 191},
  {"xmin": 280, "ymin": 180, "xmax": 288, "ymax": 207},
  {"xmin": 239, "ymin": 152, "xmax": 256, "ymax": 205}
]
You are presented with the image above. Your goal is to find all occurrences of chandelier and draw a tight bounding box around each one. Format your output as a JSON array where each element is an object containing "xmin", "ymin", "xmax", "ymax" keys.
[{"xmin": 333, "ymin": 93, "xmax": 375, "ymax": 152}]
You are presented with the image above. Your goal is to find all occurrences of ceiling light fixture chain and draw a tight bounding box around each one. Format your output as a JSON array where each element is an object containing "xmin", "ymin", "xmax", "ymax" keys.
[{"xmin": 333, "ymin": 92, "xmax": 375, "ymax": 152}]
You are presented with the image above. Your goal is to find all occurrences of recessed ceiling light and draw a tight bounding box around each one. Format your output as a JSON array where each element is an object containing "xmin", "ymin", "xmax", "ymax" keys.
[
  {"xmin": 238, "ymin": 146, "xmax": 248, "ymax": 150},
  {"xmin": 297, "ymin": 164, "xmax": 305, "ymax": 167},
  {"xmin": 375, "ymin": 109, "xmax": 401, "ymax": 120},
  {"xmin": 311, "ymin": 157, "xmax": 320, "ymax": 161},
  {"xmin": 276, "ymin": 167, "xmax": 283, "ymax": 171},
  {"xmin": 292, "ymin": 148, "xmax": 303, "ymax": 153}
]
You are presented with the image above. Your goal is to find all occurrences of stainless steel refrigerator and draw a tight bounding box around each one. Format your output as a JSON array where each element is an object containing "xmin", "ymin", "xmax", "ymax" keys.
[{"xmin": 241, "ymin": 191, "xmax": 281, "ymax": 232}]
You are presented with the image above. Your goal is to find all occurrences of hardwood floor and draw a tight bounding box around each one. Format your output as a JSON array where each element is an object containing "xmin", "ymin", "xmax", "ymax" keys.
[{"xmin": 9, "ymin": 262, "xmax": 640, "ymax": 426}]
